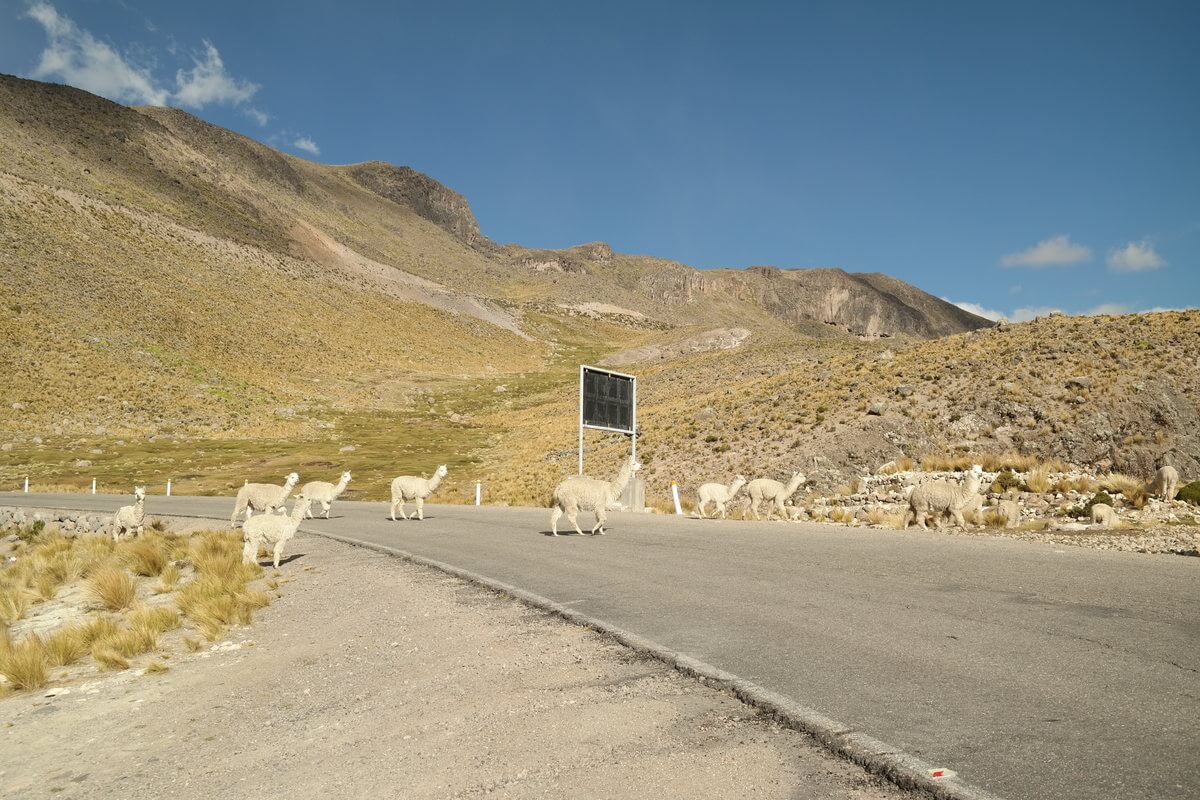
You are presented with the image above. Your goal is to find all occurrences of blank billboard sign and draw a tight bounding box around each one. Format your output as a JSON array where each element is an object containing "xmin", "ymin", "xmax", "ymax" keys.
[{"xmin": 581, "ymin": 367, "xmax": 634, "ymax": 434}]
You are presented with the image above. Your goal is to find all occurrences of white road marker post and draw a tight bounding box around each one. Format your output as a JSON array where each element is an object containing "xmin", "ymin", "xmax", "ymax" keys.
[
  {"xmin": 91, "ymin": 478, "xmax": 96, "ymax": 495},
  {"xmin": 24, "ymin": 476, "xmax": 29, "ymax": 493},
  {"xmin": 166, "ymin": 479, "xmax": 172, "ymax": 497},
  {"xmin": 475, "ymin": 481, "xmax": 481, "ymax": 506},
  {"xmin": 671, "ymin": 481, "xmax": 683, "ymax": 516}
]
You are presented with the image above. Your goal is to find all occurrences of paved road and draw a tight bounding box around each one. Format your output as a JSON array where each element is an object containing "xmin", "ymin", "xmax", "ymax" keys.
[{"xmin": 5, "ymin": 493, "xmax": 1198, "ymax": 800}]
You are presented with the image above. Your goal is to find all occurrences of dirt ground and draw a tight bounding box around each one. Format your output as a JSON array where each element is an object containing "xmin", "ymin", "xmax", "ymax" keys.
[{"xmin": 1, "ymin": 531, "xmax": 910, "ymax": 800}]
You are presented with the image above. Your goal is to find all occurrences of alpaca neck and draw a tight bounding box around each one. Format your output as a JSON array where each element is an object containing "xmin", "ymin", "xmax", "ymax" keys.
[
  {"xmin": 784, "ymin": 476, "xmax": 802, "ymax": 495},
  {"xmin": 334, "ymin": 476, "xmax": 350, "ymax": 495},
  {"xmin": 289, "ymin": 504, "xmax": 307, "ymax": 522},
  {"xmin": 729, "ymin": 478, "xmax": 746, "ymax": 495},
  {"xmin": 609, "ymin": 461, "xmax": 634, "ymax": 498},
  {"xmin": 133, "ymin": 497, "xmax": 145, "ymax": 518},
  {"xmin": 427, "ymin": 471, "xmax": 445, "ymax": 492}
]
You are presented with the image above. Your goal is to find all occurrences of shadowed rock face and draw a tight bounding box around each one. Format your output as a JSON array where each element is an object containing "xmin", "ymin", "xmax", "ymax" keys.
[
  {"xmin": 637, "ymin": 264, "xmax": 988, "ymax": 339},
  {"xmin": 345, "ymin": 162, "xmax": 488, "ymax": 247}
]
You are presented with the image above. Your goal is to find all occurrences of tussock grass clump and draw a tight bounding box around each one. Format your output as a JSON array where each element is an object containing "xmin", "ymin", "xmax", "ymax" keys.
[
  {"xmin": 91, "ymin": 642, "xmax": 130, "ymax": 671},
  {"xmin": 86, "ymin": 566, "xmax": 138, "ymax": 611},
  {"xmin": 177, "ymin": 531, "xmax": 269, "ymax": 640},
  {"xmin": 155, "ymin": 563, "xmax": 182, "ymax": 594},
  {"xmin": 1024, "ymin": 465, "xmax": 1053, "ymax": 494},
  {"xmin": 1099, "ymin": 473, "xmax": 1149, "ymax": 509},
  {"xmin": 121, "ymin": 539, "xmax": 168, "ymax": 577},
  {"xmin": 144, "ymin": 660, "xmax": 169, "ymax": 674},
  {"xmin": 0, "ymin": 633, "xmax": 49, "ymax": 690},
  {"xmin": 0, "ymin": 586, "xmax": 32, "ymax": 626},
  {"xmin": 45, "ymin": 623, "xmax": 92, "ymax": 666}
]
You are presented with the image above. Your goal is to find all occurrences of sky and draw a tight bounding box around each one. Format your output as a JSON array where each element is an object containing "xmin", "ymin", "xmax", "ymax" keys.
[{"xmin": 1, "ymin": 0, "xmax": 1197, "ymax": 320}]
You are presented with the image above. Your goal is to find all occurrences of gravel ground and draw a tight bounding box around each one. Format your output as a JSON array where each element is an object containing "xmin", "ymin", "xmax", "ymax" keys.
[{"xmin": 1, "ymin": 532, "xmax": 911, "ymax": 800}]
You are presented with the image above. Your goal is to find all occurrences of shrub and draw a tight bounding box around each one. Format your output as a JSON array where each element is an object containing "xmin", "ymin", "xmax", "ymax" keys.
[
  {"xmin": 1177, "ymin": 481, "xmax": 1200, "ymax": 506},
  {"xmin": 0, "ymin": 585, "xmax": 32, "ymax": 626},
  {"xmin": 1068, "ymin": 492, "xmax": 1114, "ymax": 519},
  {"xmin": 992, "ymin": 470, "xmax": 1021, "ymax": 493},
  {"xmin": 15, "ymin": 520, "xmax": 45, "ymax": 543}
]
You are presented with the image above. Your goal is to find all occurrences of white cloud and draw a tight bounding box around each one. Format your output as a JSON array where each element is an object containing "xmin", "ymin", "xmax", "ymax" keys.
[
  {"xmin": 1106, "ymin": 240, "xmax": 1165, "ymax": 272},
  {"xmin": 1083, "ymin": 303, "xmax": 1131, "ymax": 316},
  {"xmin": 173, "ymin": 41, "xmax": 259, "ymax": 108},
  {"xmin": 1010, "ymin": 306, "xmax": 1063, "ymax": 322},
  {"xmin": 1000, "ymin": 235, "xmax": 1091, "ymax": 268},
  {"xmin": 24, "ymin": 3, "xmax": 264, "ymax": 118},
  {"xmin": 292, "ymin": 136, "xmax": 320, "ymax": 156},
  {"xmin": 944, "ymin": 299, "xmax": 1005, "ymax": 322},
  {"xmin": 25, "ymin": 1, "xmax": 169, "ymax": 105},
  {"xmin": 243, "ymin": 107, "xmax": 270, "ymax": 126}
]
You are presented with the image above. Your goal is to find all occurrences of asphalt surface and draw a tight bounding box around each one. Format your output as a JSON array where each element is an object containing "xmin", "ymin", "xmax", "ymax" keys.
[{"xmin": 5, "ymin": 492, "xmax": 1198, "ymax": 800}]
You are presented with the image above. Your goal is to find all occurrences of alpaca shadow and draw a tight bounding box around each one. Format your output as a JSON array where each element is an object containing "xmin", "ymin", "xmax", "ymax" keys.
[
  {"xmin": 383, "ymin": 516, "xmax": 437, "ymax": 522},
  {"xmin": 255, "ymin": 552, "xmax": 305, "ymax": 567},
  {"xmin": 540, "ymin": 530, "xmax": 596, "ymax": 537}
]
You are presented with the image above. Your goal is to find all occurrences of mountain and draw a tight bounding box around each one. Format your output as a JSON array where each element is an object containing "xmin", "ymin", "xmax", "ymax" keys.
[{"xmin": 3, "ymin": 74, "xmax": 1193, "ymax": 503}]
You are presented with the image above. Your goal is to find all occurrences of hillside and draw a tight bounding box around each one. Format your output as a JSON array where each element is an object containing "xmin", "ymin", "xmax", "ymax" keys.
[{"xmin": 1, "ymin": 74, "xmax": 1195, "ymax": 504}]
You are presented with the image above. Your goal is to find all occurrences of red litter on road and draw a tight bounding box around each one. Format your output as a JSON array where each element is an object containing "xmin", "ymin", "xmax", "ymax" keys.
[{"xmin": 928, "ymin": 768, "xmax": 957, "ymax": 780}]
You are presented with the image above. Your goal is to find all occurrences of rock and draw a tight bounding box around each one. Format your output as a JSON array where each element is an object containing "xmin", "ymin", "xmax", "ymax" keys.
[
  {"xmin": 74, "ymin": 459, "xmax": 92, "ymax": 468},
  {"xmin": 1066, "ymin": 376, "xmax": 1093, "ymax": 389},
  {"xmin": 0, "ymin": 443, "xmax": 11, "ymax": 451},
  {"xmin": 339, "ymin": 444, "xmax": 356, "ymax": 453},
  {"xmin": 31, "ymin": 436, "xmax": 42, "ymax": 445},
  {"xmin": 895, "ymin": 385, "xmax": 914, "ymax": 397},
  {"xmin": 11, "ymin": 402, "xmax": 25, "ymax": 411},
  {"xmin": 695, "ymin": 407, "xmax": 717, "ymax": 421},
  {"xmin": 867, "ymin": 402, "xmax": 887, "ymax": 416},
  {"xmin": 44, "ymin": 687, "xmax": 70, "ymax": 698}
]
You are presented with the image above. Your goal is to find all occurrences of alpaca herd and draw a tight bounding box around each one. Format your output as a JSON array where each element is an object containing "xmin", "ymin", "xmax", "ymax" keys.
[{"xmin": 95, "ymin": 458, "xmax": 1187, "ymax": 568}]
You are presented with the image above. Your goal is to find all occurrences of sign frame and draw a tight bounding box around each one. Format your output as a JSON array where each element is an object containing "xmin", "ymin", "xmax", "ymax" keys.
[{"xmin": 578, "ymin": 365, "xmax": 637, "ymax": 474}]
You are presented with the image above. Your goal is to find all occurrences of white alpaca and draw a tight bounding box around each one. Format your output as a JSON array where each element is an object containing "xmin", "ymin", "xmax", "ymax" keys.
[
  {"xmin": 299, "ymin": 471, "xmax": 351, "ymax": 519},
  {"xmin": 1090, "ymin": 503, "xmax": 1118, "ymax": 529},
  {"xmin": 904, "ymin": 465, "xmax": 983, "ymax": 530},
  {"xmin": 746, "ymin": 472, "xmax": 807, "ymax": 521},
  {"xmin": 549, "ymin": 457, "xmax": 641, "ymax": 536},
  {"xmin": 696, "ymin": 475, "xmax": 747, "ymax": 519},
  {"xmin": 390, "ymin": 465, "xmax": 448, "ymax": 521},
  {"xmin": 231, "ymin": 472, "xmax": 299, "ymax": 527},
  {"xmin": 996, "ymin": 499, "xmax": 1021, "ymax": 529},
  {"xmin": 111, "ymin": 486, "xmax": 146, "ymax": 542},
  {"xmin": 242, "ymin": 497, "xmax": 311, "ymax": 568},
  {"xmin": 1148, "ymin": 465, "xmax": 1180, "ymax": 501}
]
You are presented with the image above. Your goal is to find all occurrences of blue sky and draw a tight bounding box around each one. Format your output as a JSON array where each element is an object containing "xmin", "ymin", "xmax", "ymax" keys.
[{"xmin": 2, "ymin": 0, "xmax": 1197, "ymax": 320}]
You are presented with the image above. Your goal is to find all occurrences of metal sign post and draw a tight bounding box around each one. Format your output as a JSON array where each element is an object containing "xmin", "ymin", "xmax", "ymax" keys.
[{"xmin": 578, "ymin": 365, "xmax": 636, "ymax": 475}]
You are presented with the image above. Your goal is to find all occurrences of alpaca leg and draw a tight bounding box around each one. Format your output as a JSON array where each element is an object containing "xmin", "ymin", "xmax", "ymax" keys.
[
  {"xmin": 242, "ymin": 538, "xmax": 257, "ymax": 565},
  {"xmin": 566, "ymin": 506, "xmax": 585, "ymax": 536},
  {"xmin": 273, "ymin": 541, "xmax": 285, "ymax": 569},
  {"xmin": 322, "ymin": 501, "xmax": 331, "ymax": 519},
  {"xmin": 390, "ymin": 498, "xmax": 399, "ymax": 521},
  {"xmin": 717, "ymin": 501, "xmax": 727, "ymax": 520},
  {"xmin": 696, "ymin": 500, "xmax": 708, "ymax": 519},
  {"xmin": 136, "ymin": 525, "xmax": 143, "ymax": 538},
  {"xmin": 550, "ymin": 506, "xmax": 563, "ymax": 536},
  {"xmin": 774, "ymin": 498, "xmax": 787, "ymax": 521},
  {"xmin": 231, "ymin": 497, "xmax": 245, "ymax": 528},
  {"xmin": 750, "ymin": 498, "xmax": 762, "ymax": 521},
  {"xmin": 416, "ymin": 497, "xmax": 425, "ymax": 521},
  {"xmin": 306, "ymin": 504, "xmax": 313, "ymax": 519},
  {"xmin": 951, "ymin": 510, "xmax": 966, "ymax": 528},
  {"xmin": 592, "ymin": 509, "xmax": 607, "ymax": 535}
]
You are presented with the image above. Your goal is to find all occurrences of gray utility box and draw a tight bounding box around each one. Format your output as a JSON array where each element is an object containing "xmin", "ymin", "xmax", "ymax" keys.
[{"xmin": 621, "ymin": 477, "xmax": 646, "ymax": 513}]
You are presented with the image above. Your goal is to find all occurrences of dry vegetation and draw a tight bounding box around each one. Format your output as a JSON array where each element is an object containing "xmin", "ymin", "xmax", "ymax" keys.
[{"xmin": 0, "ymin": 525, "xmax": 276, "ymax": 695}]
